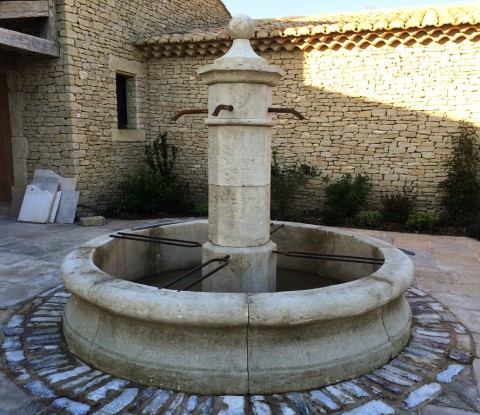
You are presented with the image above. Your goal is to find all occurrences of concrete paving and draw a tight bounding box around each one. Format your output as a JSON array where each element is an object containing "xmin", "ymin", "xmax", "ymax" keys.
[{"xmin": 0, "ymin": 214, "xmax": 479, "ymax": 414}]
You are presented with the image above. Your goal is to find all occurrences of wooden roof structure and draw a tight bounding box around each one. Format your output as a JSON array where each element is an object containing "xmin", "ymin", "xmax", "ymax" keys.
[{"xmin": 0, "ymin": 0, "xmax": 59, "ymax": 57}]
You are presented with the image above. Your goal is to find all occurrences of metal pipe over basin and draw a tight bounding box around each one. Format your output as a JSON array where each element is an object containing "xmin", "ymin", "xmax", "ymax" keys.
[{"xmin": 268, "ymin": 107, "xmax": 305, "ymax": 120}]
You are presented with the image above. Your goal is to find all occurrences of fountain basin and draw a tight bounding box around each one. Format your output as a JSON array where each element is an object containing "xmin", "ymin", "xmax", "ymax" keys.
[{"xmin": 61, "ymin": 220, "xmax": 413, "ymax": 395}]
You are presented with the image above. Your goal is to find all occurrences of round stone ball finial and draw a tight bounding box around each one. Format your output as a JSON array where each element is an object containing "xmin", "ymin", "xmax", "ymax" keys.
[{"xmin": 228, "ymin": 14, "xmax": 255, "ymax": 39}]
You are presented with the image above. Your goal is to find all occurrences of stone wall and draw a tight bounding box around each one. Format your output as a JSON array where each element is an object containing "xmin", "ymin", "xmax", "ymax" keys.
[
  {"xmin": 148, "ymin": 34, "xmax": 480, "ymax": 213},
  {"xmin": 9, "ymin": 6, "xmax": 480, "ymax": 214},
  {"xmin": 147, "ymin": 56, "xmax": 210, "ymax": 203},
  {"xmin": 13, "ymin": 0, "xmax": 230, "ymax": 209}
]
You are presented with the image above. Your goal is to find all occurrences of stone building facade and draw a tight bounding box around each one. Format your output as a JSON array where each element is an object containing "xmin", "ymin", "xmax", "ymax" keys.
[
  {"xmin": 1, "ymin": 1, "xmax": 479, "ymax": 214},
  {"xmin": 0, "ymin": 0, "xmax": 230, "ymax": 211}
]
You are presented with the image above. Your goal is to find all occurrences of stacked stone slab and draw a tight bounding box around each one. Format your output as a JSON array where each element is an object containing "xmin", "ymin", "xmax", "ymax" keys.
[
  {"xmin": 199, "ymin": 16, "xmax": 284, "ymax": 293},
  {"xmin": 17, "ymin": 169, "xmax": 78, "ymax": 224}
]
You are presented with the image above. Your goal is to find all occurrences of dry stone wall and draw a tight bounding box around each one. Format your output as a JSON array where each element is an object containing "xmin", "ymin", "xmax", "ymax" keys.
[
  {"xmin": 150, "ymin": 35, "xmax": 480, "ymax": 213},
  {"xmin": 147, "ymin": 56, "xmax": 210, "ymax": 203}
]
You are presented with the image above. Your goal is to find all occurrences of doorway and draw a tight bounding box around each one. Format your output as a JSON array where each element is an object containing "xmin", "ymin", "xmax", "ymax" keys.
[{"xmin": 0, "ymin": 73, "xmax": 13, "ymax": 203}]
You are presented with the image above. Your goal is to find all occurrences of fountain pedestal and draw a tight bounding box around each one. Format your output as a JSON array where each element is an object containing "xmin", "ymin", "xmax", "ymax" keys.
[{"xmin": 198, "ymin": 15, "xmax": 285, "ymax": 293}]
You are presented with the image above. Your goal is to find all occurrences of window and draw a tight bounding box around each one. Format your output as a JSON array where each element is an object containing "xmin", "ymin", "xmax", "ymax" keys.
[
  {"xmin": 116, "ymin": 74, "xmax": 129, "ymax": 129},
  {"xmin": 109, "ymin": 56, "xmax": 145, "ymax": 141}
]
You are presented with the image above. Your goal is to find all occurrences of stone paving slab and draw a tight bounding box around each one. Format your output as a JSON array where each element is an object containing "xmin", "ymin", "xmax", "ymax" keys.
[
  {"xmin": 432, "ymin": 293, "xmax": 480, "ymax": 313},
  {"xmin": 422, "ymin": 405, "xmax": 480, "ymax": 415},
  {"xmin": 1, "ymin": 286, "xmax": 477, "ymax": 414},
  {"xmin": 408, "ymin": 250, "xmax": 439, "ymax": 270},
  {"xmin": 0, "ymin": 217, "xmax": 163, "ymax": 313},
  {"xmin": 0, "ymin": 369, "xmax": 46, "ymax": 415}
]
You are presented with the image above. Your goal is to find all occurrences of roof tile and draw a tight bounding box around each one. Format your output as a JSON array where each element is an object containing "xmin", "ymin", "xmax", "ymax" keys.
[
  {"xmin": 136, "ymin": 2, "xmax": 479, "ymax": 46},
  {"xmin": 135, "ymin": 2, "xmax": 480, "ymax": 57}
]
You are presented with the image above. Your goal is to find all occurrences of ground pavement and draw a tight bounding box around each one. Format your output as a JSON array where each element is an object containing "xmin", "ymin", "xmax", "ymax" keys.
[{"xmin": 0, "ymin": 214, "xmax": 479, "ymax": 414}]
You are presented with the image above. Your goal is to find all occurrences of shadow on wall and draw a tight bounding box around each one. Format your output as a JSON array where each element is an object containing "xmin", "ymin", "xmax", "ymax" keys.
[
  {"xmin": 271, "ymin": 86, "xmax": 459, "ymax": 213},
  {"xmin": 268, "ymin": 38, "xmax": 479, "ymax": 213}
]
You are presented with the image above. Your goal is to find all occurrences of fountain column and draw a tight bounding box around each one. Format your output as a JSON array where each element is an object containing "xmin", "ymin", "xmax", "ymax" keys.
[{"xmin": 198, "ymin": 15, "xmax": 284, "ymax": 293}]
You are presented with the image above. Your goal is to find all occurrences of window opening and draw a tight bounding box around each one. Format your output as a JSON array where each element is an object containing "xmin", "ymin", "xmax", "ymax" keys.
[{"xmin": 116, "ymin": 74, "xmax": 128, "ymax": 129}]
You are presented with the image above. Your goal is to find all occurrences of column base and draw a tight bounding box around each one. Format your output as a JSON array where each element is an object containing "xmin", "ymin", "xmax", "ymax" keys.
[{"xmin": 202, "ymin": 240, "xmax": 277, "ymax": 293}]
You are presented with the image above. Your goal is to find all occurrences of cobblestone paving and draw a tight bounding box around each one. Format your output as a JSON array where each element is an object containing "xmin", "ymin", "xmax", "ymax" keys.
[{"xmin": 0, "ymin": 285, "xmax": 475, "ymax": 415}]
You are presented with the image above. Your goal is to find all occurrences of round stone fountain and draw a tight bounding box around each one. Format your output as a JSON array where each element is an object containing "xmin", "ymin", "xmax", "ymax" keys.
[{"xmin": 61, "ymin": 15, "xmax": 413, "ymax": 396}]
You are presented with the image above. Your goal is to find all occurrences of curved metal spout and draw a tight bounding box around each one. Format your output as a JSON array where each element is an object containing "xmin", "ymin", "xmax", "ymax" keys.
[
  {"xmin": 212, "ymin": 104, "xmax": 234, "ymax": 116},
  {"xmin": 172, "ymin": 108, "xmax": 208, "ymax": 121},
  {"xmin": 268, "ymin": 107, "xmax": 305, "ymax": 120}
]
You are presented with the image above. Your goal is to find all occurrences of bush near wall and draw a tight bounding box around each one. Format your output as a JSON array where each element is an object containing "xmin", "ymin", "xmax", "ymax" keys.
[
  {"xmin": 322, "ymin": 173, "xmax": 371, "ymax": 225},
  {"xmin": 116, "ymin": 134, "xmax": 189, "ymax": 216},
  {"xmin": 438, "ymin": 122, "xmax": 480, "ymax": 226}
]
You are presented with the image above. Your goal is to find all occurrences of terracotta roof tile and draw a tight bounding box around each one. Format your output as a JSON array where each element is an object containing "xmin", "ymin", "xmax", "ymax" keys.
[
  {"xmin": 255, "ymin": 2, "xmax": 480, "ymax": 33},
  {"xmin": 135, "ymin": 2, "xmax": 480, "ymax": 46},
  {"xmin": 135, "ymin": 2, "xmax": 480, "ymax": 57}
]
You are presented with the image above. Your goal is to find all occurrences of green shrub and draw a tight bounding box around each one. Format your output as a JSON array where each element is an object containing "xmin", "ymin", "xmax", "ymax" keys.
[
  {"xmin": 323, "ymin": 173, "xmax": 372, "ymax": 223},
  {"xmin": 119, "ymin": 168, "xmax": 168, "ymax": 216},
  {"xmin": 467, "ymin": 212, "xmax": 480, "ymax": 240},
  {"xmin": 271, "ymin": 151, "xmax": 318, "ymax": 220},
  {"xmin": 145, "ymin": 132, "xmax": 178, "ymax": 181},
  {"xmin": 406, "ymin": 212, "xmax": 437, "ymax": 233},
  {"xmin": 438, "ymin": 122, "xmax": 480, "ymax": 226},
  {"xmin": 381, "ymin": 187, "xmax": 415, "ymax": 224},
  {"xmin": 355, "ymin": 210, "xmax": 383, "ymax": 229},
  {"xmin": 119, "ymin": 133, "xmax": 189, "ymax": 215},
  {"xmin": 282, "ymin": 208, "xmax": 304, "ymax": 223},
  {"xmin": 194, "ymin": 202, "xmax": 208, "ymax": 216},
  {"xmin": 322, "ymin": 207, "xmax": 345, "ymax": 226}
]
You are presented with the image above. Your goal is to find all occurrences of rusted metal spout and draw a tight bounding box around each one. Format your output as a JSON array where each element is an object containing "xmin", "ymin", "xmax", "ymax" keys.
[
  {"xmin": 172, "ymin": 105, "xmax": 234, "ymax": 121},
  {"xmin": 212, "ymin": 104, "xmax": 234, "ymax": 116},
  {"xmin": 172, "ymin": 108, "xmax": 208, "ymax": 121},
  {"xmin": 268, "ymin": 107, "xmax": 305, "ymax": 120},
  {"xmin": 173, "ymin": 106, "xmax": 302, "ymax": 121}
]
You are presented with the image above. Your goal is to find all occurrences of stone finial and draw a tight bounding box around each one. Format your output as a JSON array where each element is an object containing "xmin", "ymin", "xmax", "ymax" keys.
[
  {"xmin": 198, "ymin": 12, "xmax": 284, "ymax": 84},
  {"xmin": 228, "ymin": 14, "xmax": 255, "ymax": 39}
]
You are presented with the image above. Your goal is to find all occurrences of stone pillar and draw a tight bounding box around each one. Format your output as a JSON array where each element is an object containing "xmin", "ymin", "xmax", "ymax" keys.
[
  {"xmin": 198, "ymin": 15, "xmax": 285, "ymax": 293},
  {"xmin": 7, "ymin": 69, "xmax": 27, "ymax": 218}
]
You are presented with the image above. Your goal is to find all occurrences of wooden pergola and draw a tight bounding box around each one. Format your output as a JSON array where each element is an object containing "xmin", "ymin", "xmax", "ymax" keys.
[{"xmin": 0, "ymin": 0, "xmax": 59, "ymax": 57}]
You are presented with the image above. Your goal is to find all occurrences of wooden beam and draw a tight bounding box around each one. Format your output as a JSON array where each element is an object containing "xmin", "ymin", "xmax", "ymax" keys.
[
  {"xmin": 40, "ymin": 0, "xmax": 57, "ymax": 42},
  {"xmin": 0, "ymin": 1, "xmax": 49, "ymax": 20},
  {"xmin": 0, "ymin": 27, "xmax": 59, "ymax": 57}
]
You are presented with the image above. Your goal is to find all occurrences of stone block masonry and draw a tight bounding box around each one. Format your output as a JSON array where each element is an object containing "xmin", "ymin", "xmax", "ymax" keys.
[
  {"xmin": 4, "ymin": 0, "xmax": 231, "ymax": 211},
  {"xmin": 51, "ymin": 0, "xmax": 229, "ymax": 209}
]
